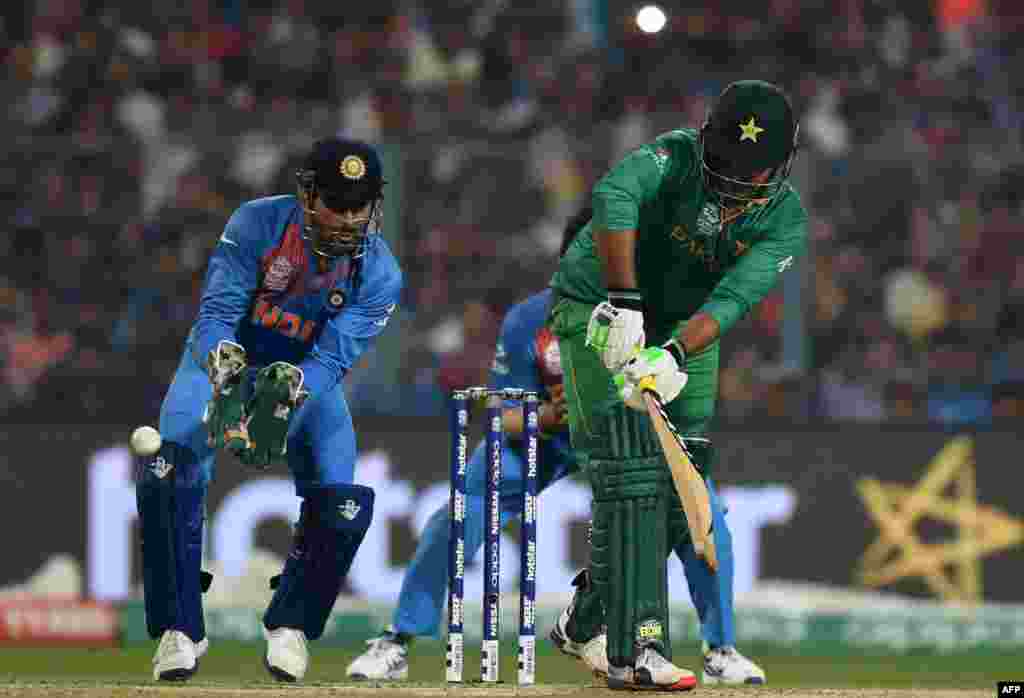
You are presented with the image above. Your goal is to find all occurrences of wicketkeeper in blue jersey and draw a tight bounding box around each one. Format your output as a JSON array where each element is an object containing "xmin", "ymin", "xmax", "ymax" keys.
[
  {"xmin": 137, "ymin": 138, "xmax": 402, "ymax": 683},
  {"xmin": 345, "ymin": 208, "xmax": 763, "ymax": 685}
]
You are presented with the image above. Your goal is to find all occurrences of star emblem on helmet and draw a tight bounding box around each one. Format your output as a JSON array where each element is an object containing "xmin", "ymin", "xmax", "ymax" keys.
[
  {"xmin": 738, "ymin": 116, "xmax": 765, "ymax": 143},
  {"xmin": 340, "ymin": 155, "xmax": 366, "ymax": 180}
]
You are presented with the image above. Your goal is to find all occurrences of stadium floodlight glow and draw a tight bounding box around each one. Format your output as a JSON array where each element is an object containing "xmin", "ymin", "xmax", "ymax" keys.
[{"xmin": 636, "ymin": 5, "xmax": 667, "ymax": 34}]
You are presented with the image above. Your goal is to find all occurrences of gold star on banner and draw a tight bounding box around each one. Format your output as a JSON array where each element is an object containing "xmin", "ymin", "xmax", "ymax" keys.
[
  {"xmin": 739, "ymin": 116, "xmax": 764, "ymax": 143},
  {"xmin": 855, "ymin": 436, "xmax": 1024, "ymax": 602}
]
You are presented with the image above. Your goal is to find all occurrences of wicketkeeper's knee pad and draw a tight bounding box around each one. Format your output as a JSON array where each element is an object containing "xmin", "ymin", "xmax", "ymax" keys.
[
  {"xmin": 264, "ymin": 483, "xmax": 374, "ymax": 640},
  {"xmin": 589, "ymin": 455, "xmax": 672, "ymax": 667},
  {"xmin": 135, "ymin": 440, "xmax": 208, "ymax": 642}
]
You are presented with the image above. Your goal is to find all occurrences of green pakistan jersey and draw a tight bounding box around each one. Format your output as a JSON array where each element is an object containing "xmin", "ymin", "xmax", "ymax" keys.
[{"xmin": 551, "ymin": 128, "xmax": 808, "ymax": 341}]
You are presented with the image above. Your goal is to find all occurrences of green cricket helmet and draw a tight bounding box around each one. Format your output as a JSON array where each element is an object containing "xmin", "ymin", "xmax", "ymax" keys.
[
  {"xmin": 699, "ymin": 80, "xmax": 799, "ymax": 203},
  {"xmin": 295, "ymin": 138, "xmax": 385, "ymax": 259}
]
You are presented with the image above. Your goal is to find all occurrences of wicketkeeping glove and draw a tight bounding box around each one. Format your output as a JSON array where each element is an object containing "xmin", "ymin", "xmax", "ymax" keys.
[
  {"xmin": 585, "ymin": 289, "xmax": 645, "ymax": 372},
  {"xmin": 203, "ymin": 340, "xmax": 250, "ymax": 452},
  {"xmin": 614, "ymin": 340, "xmax": 688, "ymax": 411},
  {"xmin": 238, "ymin": 362, "xmax": 309, "ymax": 468}
]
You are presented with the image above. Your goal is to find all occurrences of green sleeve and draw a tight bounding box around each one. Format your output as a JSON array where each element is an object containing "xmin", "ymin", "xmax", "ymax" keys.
[
  {"xmin": 698, "ymin": 203, "xmax": 808, "ymax": 334},
  {"xmin": 592, "ymin": 144, "xmax": 668, "ymax": 232}
]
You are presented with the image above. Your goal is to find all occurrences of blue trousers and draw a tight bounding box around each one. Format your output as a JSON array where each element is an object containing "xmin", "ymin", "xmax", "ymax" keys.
[
  {"xmin": 139, "ymin": 347, "xmax": 358, "ymax": 641},
  {"xmin": 391, "ymin": 441, "xmax": 737, "ymax": 648}
]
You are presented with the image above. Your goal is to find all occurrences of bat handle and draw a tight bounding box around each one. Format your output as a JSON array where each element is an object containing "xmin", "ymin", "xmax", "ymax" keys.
[{"xmin": 638, "ymin": 376, "xmax": 657, "ymax": 393}]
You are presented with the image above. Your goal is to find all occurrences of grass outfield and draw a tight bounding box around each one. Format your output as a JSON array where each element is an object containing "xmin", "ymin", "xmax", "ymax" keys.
[{"xmin": 0, "ymin": 640, "xmax": 1018, "ymax": 689}]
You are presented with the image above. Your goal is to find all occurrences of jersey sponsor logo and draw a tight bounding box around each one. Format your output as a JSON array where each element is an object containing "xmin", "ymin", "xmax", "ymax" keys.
[
  {"xmin": 777, "ymin": 255, "xmax": 794, "ymax": 273},
  {"xmin": 251, "ymin": 299, "xmax": 317, "ymax": 342},
  {"xmin": 670, "ymin": 223, "xmax": 709, "ymax": 259},
  {"xmin": 263, "ymin": 256, "xmax": 295, "ymax": 293}
]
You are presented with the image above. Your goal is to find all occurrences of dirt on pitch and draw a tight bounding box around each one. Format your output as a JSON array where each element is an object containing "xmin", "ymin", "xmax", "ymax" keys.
[{"xmin": 0, "ymin": 685, "xmax": 994, "ymax": 698}]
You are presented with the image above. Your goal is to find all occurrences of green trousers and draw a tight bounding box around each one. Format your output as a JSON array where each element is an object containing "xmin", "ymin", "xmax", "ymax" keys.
[{"xmin": 548, "ymin": 295, "xmax": 719, "ymax": 666}]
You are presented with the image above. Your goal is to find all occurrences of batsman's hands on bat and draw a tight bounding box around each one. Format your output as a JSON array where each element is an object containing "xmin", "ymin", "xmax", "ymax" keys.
[
  {"xmin": 239, "ymin": 361, "xmax": 309, "ymax": 469},
  {"xmin": 203, "ymin": 340, "xmax": 251, "ymax": 452},
  {"xmin": 539, "ymin": 383, "xmax": 569, "ymax": 433},
  {"xmin": 585, "ymin": 291, "xmax": 645, "ymax": 372},
  {"xmin": 614, "ymin": 342, "xmax": 688, "ymax": 411}
]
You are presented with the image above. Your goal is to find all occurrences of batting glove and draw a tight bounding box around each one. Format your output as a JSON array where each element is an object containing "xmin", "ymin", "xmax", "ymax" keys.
[
  {"xmin": 614, "ymin": 340, "xmax": 688, "ymax": 410},
  {"xmin": 585, "ymin": 289, "xmax": 645, "ymax": 372}
]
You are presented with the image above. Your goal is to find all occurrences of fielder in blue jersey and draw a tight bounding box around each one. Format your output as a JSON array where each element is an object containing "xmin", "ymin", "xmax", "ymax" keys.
[
  {"xmin": 345, "ymin": 210, "xmax": 763, "ymax": 685},
  {"xmin": 137, "ymin": 138, "xmax": 402, "ymax": 683}
]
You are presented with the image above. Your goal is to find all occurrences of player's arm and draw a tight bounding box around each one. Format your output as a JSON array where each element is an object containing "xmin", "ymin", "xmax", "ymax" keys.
[
  {"xmin": 587, "ymin": 145, "xmax": 668, "ymax": 370},
  {"xmin": 489, "ymin": 314, "xmax": 565, "ymax": 437},
  {"xmin": 674, "ymin": 207, "xmax": 808, "ymax": 355},
  {"xmin": 500, "ymin": 383, "xmax": 566, "ymax": 437},
  {"xmin": 592, "ymin": 144, "xmax": 667, "ymax": 282},
  {"xmin": 298, "ymin": 257, "xmax": 403, "ymax": 401},
  {"xmin": 191, "ymin": 204, "xmax": 264, "ymax": 367}
]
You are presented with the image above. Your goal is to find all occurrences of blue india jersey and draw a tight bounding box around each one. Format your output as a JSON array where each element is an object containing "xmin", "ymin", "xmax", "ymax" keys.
[
  {"xmin": 187, "ymin": 195, "xmax": 403, "ymax": 399},
  {"xmin": 489, "ymin": 288, "xmax": 574, "ymax": 484}
]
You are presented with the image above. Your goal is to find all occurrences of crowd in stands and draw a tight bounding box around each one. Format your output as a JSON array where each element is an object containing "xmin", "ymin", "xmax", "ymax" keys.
[{"xmin": 2, "ymin": 0, "xmax": 1022, "ymax": 425}]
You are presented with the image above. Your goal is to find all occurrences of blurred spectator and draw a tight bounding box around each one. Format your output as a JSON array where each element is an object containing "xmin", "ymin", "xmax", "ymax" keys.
[
  {"xmin": 991, "ymin": 380, "xmax": 1024, "ymax": 419},
  {"xmin": 2, "ymin": 0, "xmax": 1023, "ymax": 425}
]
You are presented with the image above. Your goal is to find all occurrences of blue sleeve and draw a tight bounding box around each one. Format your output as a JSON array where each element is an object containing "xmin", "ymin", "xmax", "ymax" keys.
[
  {"xmin": 299, "ymin": 255, "xmax": 403, "ymax": 400},
  {"xmin": 489, "ymin": 308, "xmax": 543, "ymax": 395},
  {"xmin": 191, "ymin": 204, "xmax": 264, "ymax": 366}
]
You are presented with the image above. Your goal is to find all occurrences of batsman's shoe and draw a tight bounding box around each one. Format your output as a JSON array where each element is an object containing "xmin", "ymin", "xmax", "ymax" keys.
[
  {"xmin": 606, "ymin": 664, "xmax": 635, "ymax": 690},
  {"xmin": 264, "ymin": 626, "xmax": 308, "ymax": 682},
  {"xmin": 631, "ymin": 646, "xmax": 697, "ymax": 691},
  {"xmin": 549, "ymin": 608, "xmax": 608, "ymax": 677},
  {"xmin": 702, "ymin": 643, "xmax": 766, "ymax": 685},
  {"xmin": 152, "ymin": 630, "xmax": 209, "ymax": 681},
  {"xmin": 346, "ymin": 628, "xmax": 411, "ymax": 680}
]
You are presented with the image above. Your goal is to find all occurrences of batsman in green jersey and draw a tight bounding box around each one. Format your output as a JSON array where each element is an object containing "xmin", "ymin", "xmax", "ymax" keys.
[{"xmin": 548, "ymin": 80, "xmax": 808, "ymax": 690}]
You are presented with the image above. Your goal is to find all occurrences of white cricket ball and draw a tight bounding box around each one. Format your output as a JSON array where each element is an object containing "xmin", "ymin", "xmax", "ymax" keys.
[{"xmin": 130, "ymin": 426, "xmax": 162, "ymax": 457}]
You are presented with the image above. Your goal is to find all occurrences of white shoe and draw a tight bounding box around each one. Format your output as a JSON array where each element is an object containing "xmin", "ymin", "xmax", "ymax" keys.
[
  {"xmin": 702, "ymin": 642, "xmax": 766, "ymax": 685},
  {"xmin": 264, "ymin": 626, "xmax": 308, "ymax": 682},
  {"xmin": 549, "ymin": 606, "xmax": 609, "ymax": 677},
  {"xmin": 346, "ymin": 628, "xmax": 410, "ymax": 680},
  {"xmin": 152, "ymin": 630, "xmax": 208, "ymax": 681},
  {"xmin": 631, "ymin": 646, "xmax": 697, "ymax": 691}
]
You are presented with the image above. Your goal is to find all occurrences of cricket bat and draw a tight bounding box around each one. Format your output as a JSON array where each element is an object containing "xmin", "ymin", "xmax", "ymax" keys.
[{"xmin": 638, "ymin": 376, "xmax": 718, "ymax": 573}]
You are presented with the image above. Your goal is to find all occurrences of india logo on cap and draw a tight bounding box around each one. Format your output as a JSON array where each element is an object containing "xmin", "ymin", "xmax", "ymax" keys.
[
  {"xmin": 738, "ymin": 116, "xmax": 765, "ymax": 143},
  {"xmin": 340, "ymin": 155, "xmax": 366, "ymax": 180}
]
